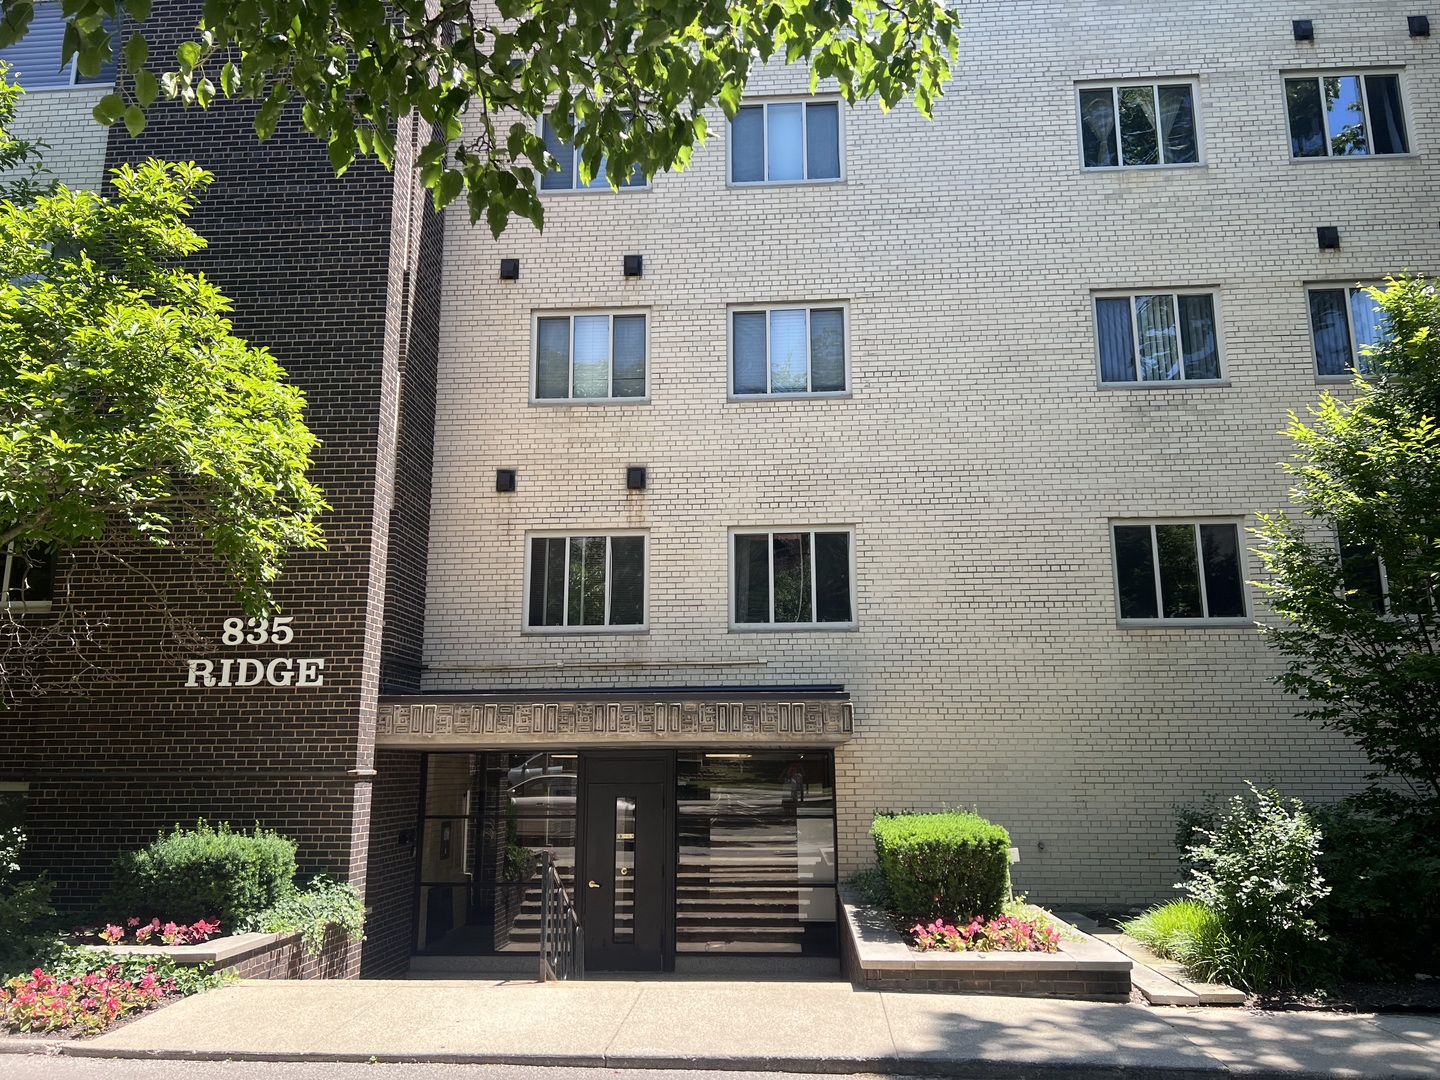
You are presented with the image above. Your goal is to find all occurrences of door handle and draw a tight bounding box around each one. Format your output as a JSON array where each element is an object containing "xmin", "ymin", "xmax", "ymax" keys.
[{"xmin": 587, "ymin": 880, "xmax": 601, "ymax": 889}]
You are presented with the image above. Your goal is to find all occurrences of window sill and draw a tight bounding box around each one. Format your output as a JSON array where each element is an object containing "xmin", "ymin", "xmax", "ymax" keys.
[
  {"xmin": 1, "ymin": 601, "xmax": 53, "ymax": 614},
  {"xmin": 539, "ymin": 185, "xmax": 651, "ymax": 195},
  {"xmin": 1080, "ymin": 162, "xmax": 1206, "ymax": 173},
  {"xmin": 1096, "ymin": 379, "xmax": 1230, "ymax": 390},
  {"xmin": 726, "ymin": 177, "xmax": 846, "ymax": 190},
  {"xmin": 729, "ymin": 623, "xmax": 858, "ymax": 633},
  {"xmin": 522, "ymin": 626, "xmax": 649, "ymax": 636},
  {"xmin": 1289, "ymin": 153, "xmax": 1419, "ymax": 164},
  {"xmin": 1317, "ymin": 374, "xmax": 1363, "ymax": 384},
  {"xmin": 727, "ymin": 391, "xmax": 852, "ymax": 402},
  {"xmin": 1116, "ymin": 618, "xmax": 1252, "ymax": 629},
  {"xmin": 529, "ymin": 397, "xmax": 651, "ymax": 406}
]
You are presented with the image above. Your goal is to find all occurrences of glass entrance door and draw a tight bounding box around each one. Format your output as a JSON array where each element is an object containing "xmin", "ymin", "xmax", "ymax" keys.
[{"xmin": 580, "ymin": 753, "xmax": 672, "ymax": 971}]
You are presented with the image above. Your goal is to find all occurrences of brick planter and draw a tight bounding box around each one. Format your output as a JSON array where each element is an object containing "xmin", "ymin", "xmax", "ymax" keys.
[
  {"xmin": 99, "ymin": 927, "xmax": 357, "ymax": 980},
  {"xmin": 839, "ymin": 886, "xmax": 1131, "ymax": 1002}
]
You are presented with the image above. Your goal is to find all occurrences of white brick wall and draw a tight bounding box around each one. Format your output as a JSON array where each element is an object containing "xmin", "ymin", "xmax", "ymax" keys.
[
  {"xmin": 424, "ymin": 0, "xmax": 1434, "ymax": 905},
  {"xmin": 7, "ymin": 86, "xmax": 110, "ymax": 192}
]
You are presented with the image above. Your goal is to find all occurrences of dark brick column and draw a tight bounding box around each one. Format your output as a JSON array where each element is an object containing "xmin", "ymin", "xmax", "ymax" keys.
[{"xmin": 0, "ymin": 2, "xmax": 442, "ymax": 976}]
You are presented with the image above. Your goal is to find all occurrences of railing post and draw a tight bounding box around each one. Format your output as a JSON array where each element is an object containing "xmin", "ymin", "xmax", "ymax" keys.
[{"xmin": 540, "ymin": 850, "xmax": 553, "ymax": 982}]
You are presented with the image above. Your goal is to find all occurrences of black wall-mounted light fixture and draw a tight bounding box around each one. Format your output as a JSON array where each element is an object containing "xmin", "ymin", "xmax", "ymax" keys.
[
  {"xmin": 1293, "ymin": 19, "xmax": 1314, "ymax": 41},
  {"xmin": 626, "ymin": 466, "xmax": 647, "ymax": 491},
  {"xmin": 496, "ymin": 468, "xmax": 517, "ymax": 492},
  {"xmin": 623, "ymin": 254, "xmax": 644, "ymax": 278},
  {"xmin": 1410, "ymin": 15, "xmax": 1431, "ymax": 36},
  {"xmin": 1317, "ymin": 226, "xmax": 1340, "ymax": 250},
  {"xmin": 499, "ymin": 258, "xmax": 520, "ymax": 280}
]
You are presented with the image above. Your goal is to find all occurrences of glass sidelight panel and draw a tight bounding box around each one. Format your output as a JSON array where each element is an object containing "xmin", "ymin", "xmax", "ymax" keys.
[
  {"xmin": 415, "ymin": 752, "xmax": 578, "ymax": 956},
  {"xmin": 675, "ymin": 751, "xmax": 836, "ymax": 954},
  {"xmin": 613, "ymin": 797, "xmax": 636, "ymax": 943}
]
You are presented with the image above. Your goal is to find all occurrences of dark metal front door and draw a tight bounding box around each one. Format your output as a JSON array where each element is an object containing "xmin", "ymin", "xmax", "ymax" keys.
[{"xmin": 579, "ymin": 753, "xmax": 672, "ymax": 971}]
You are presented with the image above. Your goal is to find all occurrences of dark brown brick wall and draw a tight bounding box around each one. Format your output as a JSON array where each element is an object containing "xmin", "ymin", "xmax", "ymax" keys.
[
  {"xmin": 0, "ymin": 1, "xmax": 442, "ymax": 974},
  {"xmin": 361, "ymin": 749, "xmax": 422, "ymax": 977}
]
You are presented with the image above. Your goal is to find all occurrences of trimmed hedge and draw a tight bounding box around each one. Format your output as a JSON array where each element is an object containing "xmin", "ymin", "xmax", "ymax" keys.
[
  {"xmin": 872, "ymin": 811, "xmax": 1011, "ymax": 921},
  {"xmin": 110, "ymin": 821, "xmax": 297, "ymax": 928}
]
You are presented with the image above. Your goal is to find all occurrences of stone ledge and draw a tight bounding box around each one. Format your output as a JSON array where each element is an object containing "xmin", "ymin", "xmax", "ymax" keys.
[
  {"xmin": 100, "ymin": 932, "xmax": 298, "ymax": 968},
  {"xmin": 838, "ymin": 885, "xmax": 1132, "ymax": 1001},
  {"xmin": 92, "ymin": 929, "xmax": 356, "ymax": 980}
]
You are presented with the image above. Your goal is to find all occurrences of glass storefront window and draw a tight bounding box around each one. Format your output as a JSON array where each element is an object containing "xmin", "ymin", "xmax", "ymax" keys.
[{"xmin": 675, "ymin": 751, "xmax": 837, "ymax": 955}]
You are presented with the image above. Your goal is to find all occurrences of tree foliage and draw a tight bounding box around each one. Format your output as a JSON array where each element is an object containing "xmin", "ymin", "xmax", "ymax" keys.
[
  {"xmin": 0, "ymin": 0, "xmax": 960, "ymax": 236},
  {"xmin": 1254, "ymin": 277, "xmax": 1440, "ymax": 806},
  {"xmin": 0, "ymin": 70, "xmax": 327, "ymax": 621}
]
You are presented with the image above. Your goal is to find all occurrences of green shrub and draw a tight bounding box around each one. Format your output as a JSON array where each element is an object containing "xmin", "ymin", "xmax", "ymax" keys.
[
  {"xmin": 1176, "ymin": 785, "xmax": 1329, "ymax": 989},
  {"xmin": 1122, "ymin": 900, "xmax": 1221, "ymax": 961},
  {"xmin": 110, "ymin": 821, "xmax": 297, "ymax": 928},
  {"xmin": 0, "ymin": 828, "xmax": 57, "ymax": 981},
  {"xmin": 1310, "ymin": 796, "xmax": 1440, "ymax": 980},
  {"xmin": 239, "ymin": 874, "xmax": 366, "ymax": 955},
  {"xmin": 871, "ymin": 811, "xmax": 1011, "ymax": 921}
]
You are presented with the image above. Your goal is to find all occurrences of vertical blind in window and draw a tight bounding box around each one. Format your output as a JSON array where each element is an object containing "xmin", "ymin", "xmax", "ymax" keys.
[
  {"xmin": 540, "ymin": 115, "xmax": 645, "ymax": 190},
  {"xmin": 528, "ymin": 535, "xmax": 645, "ymax": 628},
  {"xmin": 535, "ymin": 314, "xmax": 646, "ymax": 399},
  {"xmin": 734, "ymin": 531, "xmax": 852, "ymax": 625},
  {"xmin": 1080, "ymin": 84, "xmax": 1197, "ymax": 168},
  {"xmin": 1113, "ymin": 523, "xmax": 1245, "ymax": 620},
  {"xmin": 732, "ymin": 308, "xmax": 845, "ymax": 394},
  {"xmin": 731, "ymin": 101, "xmax": 841, "ymax": 183},
  {"xmin": 1309, "ymin": 287, "xmax": 1388, "ymax": 377},
  {"xmin": 0, "ymin": 4, "xmax": 115, "ymax": 89},
  {"xmin": 1095, "ymin": 293, "xmax": 1219, "ymax": 383},
  {"xmin": 1285, "ymin": 75, "xmax": 1408, "ymax": 158}
]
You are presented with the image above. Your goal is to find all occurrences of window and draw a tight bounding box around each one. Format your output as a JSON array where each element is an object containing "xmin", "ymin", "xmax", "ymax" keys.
[
  {"xmin": 0, "ymin": 4, "xmax": 115, "ymax": 90},
  {"xmin": 1340, "ymin": 540, "xmax": 1388, "ymax": 615},
  {"xmin": 1309, "ymin": 286, "xmax": 1388, "ymax": 378},
  {"xmin": 526, "ymin": 534, "xmax": 646, "ymax": 630},
  {"xmin": 1078, "ymin": 82, "xmax": 1199, "ymax": 168},
  {"xmin": 533, "ymin": 312, "xmax": 647, "ymax": 401},
  {"xmin": 540, "ymin": 115, "xmax": 645, "ymax": 191},
  {"xmin": 731, "ymin": 305, "xmax": 846, "ymax": 396},
  {"xmin": 1112, "ymin": 522, "xmax": 1247, "ymax": 622},
  {"xmin": 1095, "ymin": 292, "xmax": 1221, "ymax": 383},
  {"xmin": 2, "ymin": 540, "xmax": 54, "ymax": 609},
  {"xmin": 730, "ymin": 99, "xmax": 842, "ymax": 184},
  {"xmin": 732, "ymin": 529, "xmax": 854, "ymax": 629},
  {"xmin": 1286, "ymin": 74, "xmax": 1408, "ymax": 158}
]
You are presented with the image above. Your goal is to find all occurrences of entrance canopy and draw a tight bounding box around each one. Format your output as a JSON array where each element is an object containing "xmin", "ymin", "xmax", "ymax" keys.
[{"xmin": 376, "ymin": 687, "xmax": 853, "ymax": 750}]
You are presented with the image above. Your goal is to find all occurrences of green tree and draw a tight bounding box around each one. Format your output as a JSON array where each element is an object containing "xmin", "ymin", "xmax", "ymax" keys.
[
  {"xmin": 0, "ymin": 0, "xmax": 960, "ymax": 235},
  {"xmin": 0, "ymin": 71, "xmax": 327, "ymax": 631},
  {"xmin": 1254, "ymin": 277, "xmax": 1440, "ymax": 807}
]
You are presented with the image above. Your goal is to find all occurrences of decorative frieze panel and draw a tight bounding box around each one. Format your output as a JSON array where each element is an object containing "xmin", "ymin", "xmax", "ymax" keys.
[{"xmin": 376, "ymin": 696, "xmax": 853, "ymax": 747}]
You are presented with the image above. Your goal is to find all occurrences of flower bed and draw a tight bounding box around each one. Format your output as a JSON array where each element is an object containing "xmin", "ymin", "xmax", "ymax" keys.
[
  {"xmin": 79, "ymin": 917, "xmax": 222, "ymax": 948},
  {"xmin": 1, "ymin": 964, "xmax": 174, "ymax": 1035},
  {"xmin": 912, "ymin": 913, "xmax": 1062, "ymax": 954}
]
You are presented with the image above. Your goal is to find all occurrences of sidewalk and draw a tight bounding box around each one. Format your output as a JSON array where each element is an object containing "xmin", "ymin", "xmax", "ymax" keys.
[{"xmin": 7, "ymin": 977, "xmax": 1440, "ymax": 1079}]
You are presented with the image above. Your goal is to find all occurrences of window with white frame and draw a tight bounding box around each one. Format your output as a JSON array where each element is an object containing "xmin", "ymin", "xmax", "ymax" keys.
[
  {"xmin": 1112, "ymin": 522, "xmax": 1246, "ymax": 622},
  {"xmin": 540, "ymin": 114, "xmax": 645, "ymax": 190},
  {"xmin": 731, "ymin": 305, "xmax": 846, "ymax": 396},
  {"xmin": 1309, "ymin": 285, "xmax": 1389, "ymax": 378},
  {"xmin": 1078, "ymin": 82, "xmax": 1199, "ymax": 168},
  {"xmin": 526, "ymin": 534, "xmax": 646, "ymax": 630},
  {"xmin": 1095, "ymin": 292, "xmax": 1221, "ymax": 383},
  {"xmin": 0, "ymin": 4, "xmax": 115, "ymax": 90},
  {"xmin": 533, "ymin": 312, "xmax": 647, "ymax": 401},
  {"xmin": 1340, "ymin": 539, "xmax": 1388, "ymax": 615},
  {"xmin": 2, "ymin": 540, "xmax": 54, "ymax": 609},
  {"xmin": 729, "ymin": 99, "xmax": 841, "ymax": 184},
  {"xmin": 732, "ymin": 529, "xmax": 854, "ymax": 628},
  {"xmin": 1285, "ymin": 74, "xmax": 1408, "ymax": 158}
]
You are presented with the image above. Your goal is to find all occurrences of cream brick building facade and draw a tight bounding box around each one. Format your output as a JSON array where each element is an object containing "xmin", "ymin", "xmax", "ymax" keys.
[{"xmin": 422, "ymin": 0, "xmax": 1436, "ymax": 906}]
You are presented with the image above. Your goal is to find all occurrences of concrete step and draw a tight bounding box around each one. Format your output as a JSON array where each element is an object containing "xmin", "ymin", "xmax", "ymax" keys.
[{"xmin": 1096, "ymin": 929, "xmax": 1246, "ymax": 1006}]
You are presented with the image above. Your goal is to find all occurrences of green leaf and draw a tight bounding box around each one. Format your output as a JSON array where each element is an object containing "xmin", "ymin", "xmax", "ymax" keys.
[
  {"xmin": 92, "ymin": 93, "xmax": 127, "ymax": 127},
  {"xmin": 128, "ymin": 0, "xmax": 153, "ymax": 21},
  {"xmin": 122, "ymin": 105, "xmax": 147, "ymax": 136},
  {"xmin": 176, "ymin": 41, "xmax": 201, "ymax": 70},
  {"xmin": 124, "ymin": 31, "xmax": 149, "ymax": 74},
  {"xmin": 436, "ymin": 168, "xmax": 463, "ymax": 207},
  {"xmin": 133, "ymin": 69, "xmax": 159, "ymax": 108}
]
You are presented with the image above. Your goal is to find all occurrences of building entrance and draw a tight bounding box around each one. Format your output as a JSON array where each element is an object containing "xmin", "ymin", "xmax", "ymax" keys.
[
  {"xmin": 579, "ymin": 753, "xmax": 672, "ymax": 970},
  {"xmin": 413, "ymin": 749, "xmax": 838, "ymax": 972}
]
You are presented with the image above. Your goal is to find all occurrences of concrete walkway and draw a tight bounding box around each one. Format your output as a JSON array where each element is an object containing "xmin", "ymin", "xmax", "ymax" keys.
[{"xmin": 9, "ymin": 978, "xmax": 1440, "ymax": 1079}]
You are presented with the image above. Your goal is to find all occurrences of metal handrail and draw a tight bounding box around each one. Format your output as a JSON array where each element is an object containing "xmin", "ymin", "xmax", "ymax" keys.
[{"xmin": 538, "ymin": 850, "xmax": 584, "ymax": 981}]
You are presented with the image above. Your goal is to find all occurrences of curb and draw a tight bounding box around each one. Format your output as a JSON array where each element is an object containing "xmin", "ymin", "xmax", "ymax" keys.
[{"xmin": 1, "ymin": 1041, "xmax": 1426, "ymax": 1080}]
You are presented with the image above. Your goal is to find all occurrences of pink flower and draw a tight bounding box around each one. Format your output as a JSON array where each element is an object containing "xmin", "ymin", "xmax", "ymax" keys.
[{"xmin": 126, "ymin": 917, "xmax": 141, "ymax": 927}]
